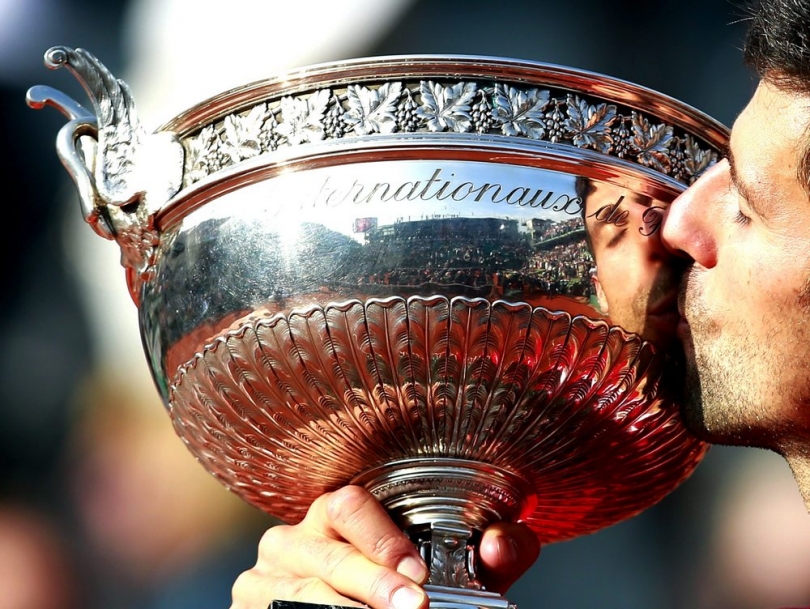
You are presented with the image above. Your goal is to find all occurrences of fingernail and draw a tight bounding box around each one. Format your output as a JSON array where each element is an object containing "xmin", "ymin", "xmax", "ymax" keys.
[
  {"xmin": 391, "ymin": 585, "xmax": 425, "ymax": 609},
  {"xmin": 396, "ymin": 555, "xmax": 428, "ymax": 583},
  {"xmin": 495, "ymin": 534, "xmax": 518, "ymax": 565}
]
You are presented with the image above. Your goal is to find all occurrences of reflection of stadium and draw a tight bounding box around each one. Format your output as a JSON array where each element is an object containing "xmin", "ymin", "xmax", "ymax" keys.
[
  {"xmin": 526, "ymin": 217, "xmax": 586, "ymax": 248},
  {"xmin": 353, "ymin": 217, "xmax": 378, "ymax": 233},
  {"xmin": 351, "ymin": 216, "xmax": 593, "ymax": 299}
]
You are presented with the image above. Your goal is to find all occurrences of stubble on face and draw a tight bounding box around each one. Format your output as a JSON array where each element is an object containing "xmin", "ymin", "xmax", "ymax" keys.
[
  {"xmin": 604, "ymin": 267, "xmax": 680, "ymax": 343},
  {"xmin": 678, "ymin": 266, "xmax": 810, "ymax": 450}
]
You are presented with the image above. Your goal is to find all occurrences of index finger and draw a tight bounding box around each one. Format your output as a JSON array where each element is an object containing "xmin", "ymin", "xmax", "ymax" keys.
[{"xmin": 306, "ymin": 486, "xmax": 428, "ymax": 583}]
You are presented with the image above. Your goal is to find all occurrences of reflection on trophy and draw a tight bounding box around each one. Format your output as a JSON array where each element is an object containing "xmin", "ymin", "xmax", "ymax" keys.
[{"xmin": 29, "ymin": 47, "xmax": 727, "ymax": 609}]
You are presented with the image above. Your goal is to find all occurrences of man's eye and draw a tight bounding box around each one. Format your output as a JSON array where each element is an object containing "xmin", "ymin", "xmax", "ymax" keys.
[
  {"xmin": 606, "ymin": 226, "xmax": 628, "ymax": 248},
  {"xmin": 731, "ymin": 188, "xmax": 753, "ymax": 225},
  {"xmin": 734, "ymin": 208, "xmax": 751, "ymax": 225}
]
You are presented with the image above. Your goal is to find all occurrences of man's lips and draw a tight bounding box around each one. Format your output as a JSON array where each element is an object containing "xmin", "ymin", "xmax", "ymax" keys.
[{"xmin": 643, "ymin": 294, "xmax": 681, "ymax": 344}]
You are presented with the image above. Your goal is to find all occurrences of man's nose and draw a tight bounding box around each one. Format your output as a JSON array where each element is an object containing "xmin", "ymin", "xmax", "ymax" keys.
[{"xmin": 660, "ymin": 159, "xmax": 727, "ymax": 269}]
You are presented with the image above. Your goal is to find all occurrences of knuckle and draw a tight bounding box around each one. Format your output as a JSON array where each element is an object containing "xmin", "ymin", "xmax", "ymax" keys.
[
  {"xmin": 232, "ymin": 570, "xmax": 332, "ymax": 606},
  {"xmin": 325, "ymin": 485, "xmax": 373, "ymax": 525},
  {"xmin": 231, "ymin": 568, "xmax": 251, "ymax": 594},
  {"xmin": 230, "ymin": 568, "xmax": 262, "ymax": 600},
  {"xmin": 286, "ymin": 576, "xmax": 329, "ymax": 601},
  {"xmin": 317, "ymin": 539, "xmax": 357, "ymax": 577},
  {"xmin": 260, "ymin": 524, "xmax": 287, "ymax": 547},
  {"xmin": 258, "ymin": 525, "xmax": 294, "ymax": 564},
  {"xmin": 308, "ymin": 491, "xmax": 334, "ymax": 517},
  {"xmin": 370, "ymin": 529, "xmax": 410, "ymax": 563}
]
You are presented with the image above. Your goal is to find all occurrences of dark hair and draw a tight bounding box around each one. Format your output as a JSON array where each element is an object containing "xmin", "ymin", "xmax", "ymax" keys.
[
  {"xmin": 745, "ymin": 0, "xmax": 810, "ymax": 190},
  {"xmin": 745, "ymin": 0, "xmax": 810, "ymax": 93}
]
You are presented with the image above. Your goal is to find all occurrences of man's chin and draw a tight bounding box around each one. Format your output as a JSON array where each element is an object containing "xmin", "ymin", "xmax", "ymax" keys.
[
  {"xmin": 675, "ymin": 373, "xmax": 758, "ymax": 447},
  {"xmin": 678, "ymin": 397, "xmax": 714, "ymax": 442},
  {"xmin": 668, "ymin": 352, "xmax": 714, "ymax": 441}
]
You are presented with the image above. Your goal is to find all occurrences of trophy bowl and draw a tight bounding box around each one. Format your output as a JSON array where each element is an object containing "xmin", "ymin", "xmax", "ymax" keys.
[{"xmin": 29, "ymin": 47, "xmax": 726, "ymax": 609}]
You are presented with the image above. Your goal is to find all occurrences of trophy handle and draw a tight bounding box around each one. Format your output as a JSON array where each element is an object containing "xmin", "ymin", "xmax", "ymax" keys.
[
  {"xmin": 27, "ymin": 47, "xmax": 185, "ymax": 301},
  {"xmin": 27, "ymin": 84, "xmax": 114, "ymax": 239}
]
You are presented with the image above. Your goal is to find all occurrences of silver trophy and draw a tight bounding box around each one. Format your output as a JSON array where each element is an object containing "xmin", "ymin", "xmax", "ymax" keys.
[{"xmin": 29, "ymin": 47, "xmax": 726, "ymax": 609}]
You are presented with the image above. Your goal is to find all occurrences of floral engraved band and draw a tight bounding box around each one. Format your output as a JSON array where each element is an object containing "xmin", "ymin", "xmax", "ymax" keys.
[{"xmin": 182, "ymin": 77, "xmax": 718, "ymax": 191}]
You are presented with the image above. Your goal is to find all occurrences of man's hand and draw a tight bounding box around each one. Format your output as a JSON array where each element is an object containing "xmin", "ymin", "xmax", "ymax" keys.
[{"xmin": 230, "ymin": 486, "xmax": 540, "ymax": 609}]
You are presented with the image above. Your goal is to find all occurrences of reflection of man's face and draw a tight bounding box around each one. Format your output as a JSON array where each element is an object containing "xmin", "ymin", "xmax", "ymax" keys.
[{"xmin": 583, "ymin": 180, "xmax": 680, "ymax": 346}]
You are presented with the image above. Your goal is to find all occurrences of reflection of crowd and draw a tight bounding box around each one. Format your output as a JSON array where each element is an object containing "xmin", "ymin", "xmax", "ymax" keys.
[
  {"xmin": 359, "ymin": 267, "xmax": 488, "ymax": 288},
  {"xmin": 532, "ymin": 217, "xmax": 584, "ymax": 242},
  {"xmin": 353, "ymin": 218, "xmax": 525, "ymax": 285},
  {"xmin": 523, "ymin": 241, "xmax": 594, "ymax": 297},
  {"xmin": 362, "ymin": 239, "xmax": 531, "ymax": 271},
  {"xmin": 347, "ymin": 217, "xmax": 593, "ymax": 299}
]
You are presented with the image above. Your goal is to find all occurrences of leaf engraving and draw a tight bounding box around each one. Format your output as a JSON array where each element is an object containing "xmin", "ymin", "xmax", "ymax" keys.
[
  {"xmin": 221, "ymin": 103, "xmax": 267, "ymax": 164},
  {"xmin": 564, "ymin": 95, "xmax": 617, "ymax": 153},
  {"xmin": 682, "ymin": 134, "xmax": 718, "ymax": 183},
  {"xmin": 492, "ymin": 84, "xmax": 550, "ymax": 139},
  {"xmin": 416, "ymin": 81, "xmax": 477, "ymax": 133},
  {"xmin": 276, "ymin": 89, "xmax": 331, "ymax": 145},
  {"xmin": 631, "ymin": 111, "xmax": 674, "ymax": 172},
  {"xmin": 344, "ymin": 82, "xmax": 403, "ymax": 135}
]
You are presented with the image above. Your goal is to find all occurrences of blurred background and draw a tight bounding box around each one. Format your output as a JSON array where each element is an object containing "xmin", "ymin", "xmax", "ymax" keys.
[{"xmin": 3, "ymin": 0, "xmax": 810, "ymax": 607}]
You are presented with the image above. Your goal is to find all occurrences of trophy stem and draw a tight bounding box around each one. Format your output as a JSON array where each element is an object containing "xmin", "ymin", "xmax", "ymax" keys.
[{"xmin": 352, "ymin": 458, "xmax": 536, "ymax": 609}]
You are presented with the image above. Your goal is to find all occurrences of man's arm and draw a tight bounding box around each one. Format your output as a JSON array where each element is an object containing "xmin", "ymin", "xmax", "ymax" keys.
[{"xmin": 230, "ymin": 485, "xmax": 540, "ymax": 609}]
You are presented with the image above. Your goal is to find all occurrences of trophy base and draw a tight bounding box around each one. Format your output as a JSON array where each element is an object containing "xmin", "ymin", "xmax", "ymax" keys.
[
  {"xmin": 270, "ymin": 602, "xmax": 355, "ymax": 609},
  {"xmin": 423, "ymin": 585, "xmax": 514, "ymax": 609},
  {"xmin": 269, "ymin": 586, "xmax": 514, "ymax": 609}
]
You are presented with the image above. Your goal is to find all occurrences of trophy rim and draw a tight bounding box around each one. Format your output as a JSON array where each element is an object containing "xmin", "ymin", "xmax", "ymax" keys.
[{"xmin": 159, "ymin": 53, "xmax": 729, "ymax": 147}]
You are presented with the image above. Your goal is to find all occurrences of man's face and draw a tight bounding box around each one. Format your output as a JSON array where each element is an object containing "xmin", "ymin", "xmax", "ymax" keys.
[
  {"xmin": 584, "ymin": 181, "xmax": 680, "ymax": 347},
  {"xmin": 662, "ymin": 80, "xmax": 810, "ymax": 450}
]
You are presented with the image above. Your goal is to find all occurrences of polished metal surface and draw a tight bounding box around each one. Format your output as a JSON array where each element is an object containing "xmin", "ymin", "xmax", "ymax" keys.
[{"xmin": 30, "ymin": 46, "xmax": 727, "ymax": 609}]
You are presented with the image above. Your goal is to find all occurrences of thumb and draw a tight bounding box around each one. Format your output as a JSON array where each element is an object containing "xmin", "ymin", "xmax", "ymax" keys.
[{"xmin": 477, "ymin": 522, "xmax": 540, "ymax": 593}]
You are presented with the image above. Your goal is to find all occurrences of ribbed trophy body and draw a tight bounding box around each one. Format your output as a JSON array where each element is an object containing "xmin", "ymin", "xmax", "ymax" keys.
[{"xmin": 29, "ymin": 47, "xmax": 727, "ymax": 608}]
